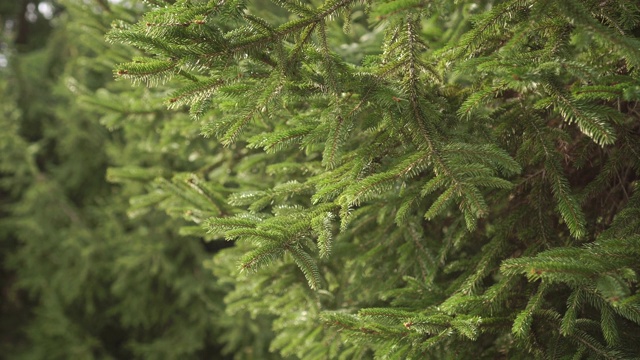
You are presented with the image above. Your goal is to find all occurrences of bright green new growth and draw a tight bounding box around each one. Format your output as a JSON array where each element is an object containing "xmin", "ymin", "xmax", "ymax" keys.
[{"xmin": 107, "ymin": 0, "xmax": 640, "ymax": 358}]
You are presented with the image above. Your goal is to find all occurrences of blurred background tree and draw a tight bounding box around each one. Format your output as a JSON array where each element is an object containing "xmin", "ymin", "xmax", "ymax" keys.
[{"xmin": 0, "ymin": 1, "xmax": 239, "ymax": 358}]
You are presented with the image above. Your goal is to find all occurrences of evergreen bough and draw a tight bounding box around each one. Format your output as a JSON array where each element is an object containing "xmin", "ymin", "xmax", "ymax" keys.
[{"xmin": 103, "ymin": 0, "xmax": 640, "ymax": 358}]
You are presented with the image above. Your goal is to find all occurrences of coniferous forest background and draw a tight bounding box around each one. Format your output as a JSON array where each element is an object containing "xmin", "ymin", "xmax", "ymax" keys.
[{"xmin": 2, "ymin": 0, "xmax": 640, "ymax": 359}]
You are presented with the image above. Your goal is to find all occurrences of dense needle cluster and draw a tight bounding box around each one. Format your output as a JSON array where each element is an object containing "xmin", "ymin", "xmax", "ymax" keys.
[{"xmin": 71, "ymin": 0, "xmax": 640, "ymax": 358}]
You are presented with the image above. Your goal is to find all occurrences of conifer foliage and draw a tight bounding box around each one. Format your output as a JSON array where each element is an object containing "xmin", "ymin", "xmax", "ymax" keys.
[
  {"xmin": 106, "ymin": 0, "xmax": 640, "ymax": 358},
  {"xmin": 1, "ymin": 1, "xmax": 234, "ymax": 358}
]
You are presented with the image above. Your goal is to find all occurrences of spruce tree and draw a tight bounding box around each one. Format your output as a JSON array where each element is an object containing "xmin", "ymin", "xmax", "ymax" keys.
[
  {"xmin": 4, "ymin": 0, "xmax": 639, "ymax": 358},
  {"xmin": 1, "ymin": 1, "xmax": 232, "ymax": 358},
  {"xmin": 106, "ymin": 0, "xmax": 640, "ymax": 358}
]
